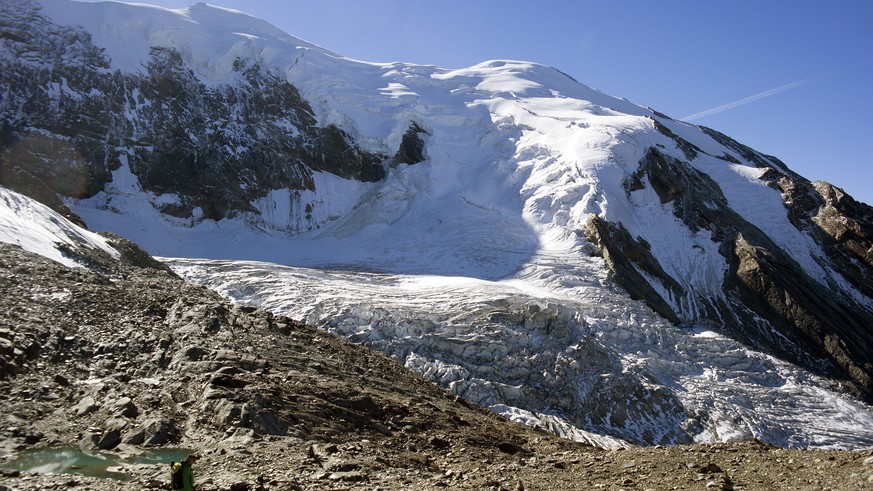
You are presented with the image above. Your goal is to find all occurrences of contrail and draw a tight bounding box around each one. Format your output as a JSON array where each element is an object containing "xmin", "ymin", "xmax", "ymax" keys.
[{"xmin": 681, "ymin": 75, "xmax": 823, "ymax": 122}]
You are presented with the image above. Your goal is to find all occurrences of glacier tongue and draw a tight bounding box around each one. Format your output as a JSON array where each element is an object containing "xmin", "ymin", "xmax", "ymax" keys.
[{"xmin": 167, "ymin": 255, "xmax": 873, "ymax": 450}]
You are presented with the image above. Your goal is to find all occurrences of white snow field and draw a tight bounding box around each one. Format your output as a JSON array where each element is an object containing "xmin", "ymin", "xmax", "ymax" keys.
[
  {"xmin": 0, "ymin": 187, "xmax": 118, "ymax": 268},
  {"xmin": 13, "ymin": 0, "xmax": 872, "ymax": 448}
]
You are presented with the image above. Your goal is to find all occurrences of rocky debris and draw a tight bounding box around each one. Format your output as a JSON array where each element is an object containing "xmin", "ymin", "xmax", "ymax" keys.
[{"xmin": 0, "ymin": 241, "xmax": 872, "ymax": 490}]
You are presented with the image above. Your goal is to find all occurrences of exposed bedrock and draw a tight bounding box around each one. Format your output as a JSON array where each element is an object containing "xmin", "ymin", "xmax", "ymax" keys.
[{"xmin": 587, "ymin": 146, "xmax": 873, "ymax": 401}]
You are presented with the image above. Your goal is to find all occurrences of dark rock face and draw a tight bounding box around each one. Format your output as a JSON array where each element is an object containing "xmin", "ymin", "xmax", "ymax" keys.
[
  {"xmin": 0, "ymin": 156, "xmax": 87, "ymax": 228},
  {"xmin": 584, "ymin": 217, "xmax": 682, "ymax": 325},
  {"xmin": 0, "ymin": 2, "xmax": 114, "ymax": 199},
  {"xmin": 390, "ymin": 122, "xmax": 430, "ymax": 167},
  {"xmin": 0, "ymin": 2, "xmax": 422, "ymax": 220},
  {"xmin": 587, "ymin": 135, "xmax": 873, "ymax": 401},
  {"xmin": 775, "ymin": 178, "xmax": 873, "ymax": 299}
]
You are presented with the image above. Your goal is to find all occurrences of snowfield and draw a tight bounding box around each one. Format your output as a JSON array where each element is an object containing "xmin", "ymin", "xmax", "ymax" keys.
[
  {"xmin": 0, "ymin": 187, "xmax": 118, "ymax": 268},
  {"xmin": 4, "ymin": 0, "xmax": 871, "ymax": 449}
]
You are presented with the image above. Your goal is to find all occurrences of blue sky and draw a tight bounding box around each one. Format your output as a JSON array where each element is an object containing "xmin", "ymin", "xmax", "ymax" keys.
[{"xmin": 83, "ymin": 0, "xmax": 873, "ymax": 205}]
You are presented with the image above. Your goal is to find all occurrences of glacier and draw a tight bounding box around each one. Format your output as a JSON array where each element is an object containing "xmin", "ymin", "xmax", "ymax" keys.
[
  {"xmin": 4, "ymin": 0, "xmax": 872, "ymax": 449},
  {"xmin": 165, "ymin": 254, "xmax": 873, "ymax": 449}
]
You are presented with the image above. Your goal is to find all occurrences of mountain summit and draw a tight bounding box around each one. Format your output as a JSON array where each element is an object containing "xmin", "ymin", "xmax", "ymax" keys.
[{"xmin": 2, "ymin": 0, "xmax": 873, "ymax": 449}]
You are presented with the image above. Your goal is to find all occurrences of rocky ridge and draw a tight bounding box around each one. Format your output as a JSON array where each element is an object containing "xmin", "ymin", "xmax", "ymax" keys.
[{"xmin": 584, "ymin": 125, "xmax": 873, "ymax": 401}]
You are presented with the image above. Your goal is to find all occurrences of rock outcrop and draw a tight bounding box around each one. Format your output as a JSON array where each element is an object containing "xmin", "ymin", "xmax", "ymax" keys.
[{"xmin": 586, "ymin": 131, "xmax": 873, "ymax": 401}]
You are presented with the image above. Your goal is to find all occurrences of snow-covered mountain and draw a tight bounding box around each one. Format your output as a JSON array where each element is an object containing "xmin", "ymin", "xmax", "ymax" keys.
[{"xmin": 2, "ymin": 0, "xmax": 873, "ymax": 449}]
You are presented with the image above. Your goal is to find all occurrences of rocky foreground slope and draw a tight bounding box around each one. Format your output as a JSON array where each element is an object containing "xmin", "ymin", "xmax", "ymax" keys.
[{"xmin": 1, "ymin": 242, "xmax": 872, "ymax": 490}]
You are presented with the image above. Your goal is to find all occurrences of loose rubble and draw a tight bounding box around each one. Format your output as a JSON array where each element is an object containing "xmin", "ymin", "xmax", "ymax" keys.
[{"xmin": 1, "ymin": 242, "xmax": 872, "ymax": 490}]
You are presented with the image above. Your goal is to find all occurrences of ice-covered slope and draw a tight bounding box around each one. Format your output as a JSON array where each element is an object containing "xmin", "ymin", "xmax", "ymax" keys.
[
  {"xmin": 4, "ymin": 0, "xmax": 873, "ymax": 448},
  {"xmin": 0, "ymin": 187, "xmax": 118, "ymax": 268},
  {"xmin": 36, "ymin": 0, "xmax": 331, "ymax": 76}
]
